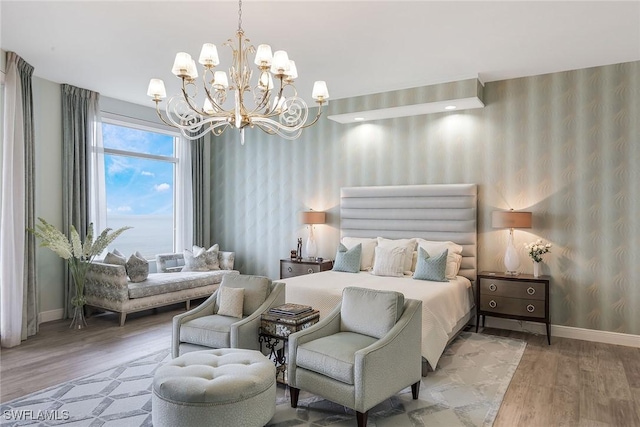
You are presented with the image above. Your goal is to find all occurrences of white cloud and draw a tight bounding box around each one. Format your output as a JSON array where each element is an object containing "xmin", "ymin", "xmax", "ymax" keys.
[
  {"xmin": 107, "ymin": 156, "xmax": 132, "ymax": 176},
  {"xmin": 141, "ymin": 171, "xmax": 154, "ymax": 176},
  {"xmin": 117, "ymin": 206, "xmax": 132, "ymax": 212},
  {"xmin": 154, "ymin": 183, "xmax": 171, "ymax": 192}
]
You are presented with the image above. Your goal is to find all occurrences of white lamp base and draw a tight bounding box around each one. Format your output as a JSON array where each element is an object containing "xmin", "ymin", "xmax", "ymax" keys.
[
  {"xmin": 503, "ymin": 229, "xmax": 520, "ymax": 275},
  {"xmin": 306, "ymin": 226, "xmax": 317, "ymax": 260}
]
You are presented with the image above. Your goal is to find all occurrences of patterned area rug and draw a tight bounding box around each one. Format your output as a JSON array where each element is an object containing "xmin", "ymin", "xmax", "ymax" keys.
[{"xmin": 1, "ymin": 332, "xmax": 525, "ymax": 427}]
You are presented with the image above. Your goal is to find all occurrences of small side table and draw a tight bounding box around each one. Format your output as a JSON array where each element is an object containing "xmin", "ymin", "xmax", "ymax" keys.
[
  {"xmin": 476, "ymin": 271, "xmax": 551, "ymax": 345},
  {"xmin": 259, "ymin": 309, "xmax": 320, "ymax": 383}
]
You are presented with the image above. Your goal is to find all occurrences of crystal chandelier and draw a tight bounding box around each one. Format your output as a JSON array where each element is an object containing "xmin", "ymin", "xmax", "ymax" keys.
[{"xmin": 146, "ymin": 0, "xmax": 329, "ymax": 144}]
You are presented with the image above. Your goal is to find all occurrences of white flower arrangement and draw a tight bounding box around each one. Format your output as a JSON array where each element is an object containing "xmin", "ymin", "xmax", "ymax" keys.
[
  {"xmin": 31, "ymin": 218, "xmax": 131, "ymax": 307},
  {"xmin": 524, "ymin": 239, "xmax": 552, "ymax": 263}
]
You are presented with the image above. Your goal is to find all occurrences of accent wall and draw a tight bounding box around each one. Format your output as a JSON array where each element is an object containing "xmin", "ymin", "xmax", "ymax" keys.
[{"xmin": 210, "ymin": 61, "xmax": 639, "ymax": 335}]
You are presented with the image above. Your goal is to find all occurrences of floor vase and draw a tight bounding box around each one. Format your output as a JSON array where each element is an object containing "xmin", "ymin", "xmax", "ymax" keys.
[{"xmin": 70, "ymin": 305, "xmax": 87, "ymax": 329}]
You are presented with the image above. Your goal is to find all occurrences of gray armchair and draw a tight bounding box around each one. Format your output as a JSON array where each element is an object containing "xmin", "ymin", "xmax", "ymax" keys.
[
  {"xmin": 288, "ymin": 287, "xmax": 422, "ymax": 427},
  {"xmin": 172, "ymin": 274, "xmax": 285, "ymax": 358}
]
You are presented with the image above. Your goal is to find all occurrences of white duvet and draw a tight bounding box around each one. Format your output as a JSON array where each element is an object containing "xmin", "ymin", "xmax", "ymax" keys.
[{"xmin": 279, "ymin": 271, "xmax": 473, "ymax": 370}]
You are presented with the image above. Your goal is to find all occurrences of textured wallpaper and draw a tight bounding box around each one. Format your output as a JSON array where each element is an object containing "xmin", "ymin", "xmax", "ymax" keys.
[{"xmin": 210, "ymin": 61, "xmax": 639, "ymax": 335}]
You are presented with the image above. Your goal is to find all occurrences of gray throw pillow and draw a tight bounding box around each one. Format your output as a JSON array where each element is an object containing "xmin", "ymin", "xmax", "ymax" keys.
[
  {"xmin": 183, "ymin": 247, "xmax": 209, "ymax": 272},
  {"xmin": 126, "ymin": 251, "xmax": 149, "ymax": 282},
  {"xmin": 332, "ymin": 243, "xmax": 362, "ymax": 273},
  {"xmin": 413, "ymin": 247, "xmax": 449, "ymax": 282},
  {"xmin": 104, "ymin": 249, "xmax": 126, "ymax": 266}
]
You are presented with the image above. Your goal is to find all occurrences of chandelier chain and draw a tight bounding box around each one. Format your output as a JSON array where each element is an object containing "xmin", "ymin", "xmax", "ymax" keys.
[{"xmin": 238, "ymin": 0, "xmax": 243, "ymax": 31}]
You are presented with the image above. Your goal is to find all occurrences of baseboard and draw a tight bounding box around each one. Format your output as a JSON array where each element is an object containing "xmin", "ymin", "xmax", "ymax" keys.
[
  {"xmin": 481, "ymin": 317, "xmax": 640, "ymax": 348},
  {"xmin": 38, "ymin": 309, "xmax": 64, "ymax": 324}
]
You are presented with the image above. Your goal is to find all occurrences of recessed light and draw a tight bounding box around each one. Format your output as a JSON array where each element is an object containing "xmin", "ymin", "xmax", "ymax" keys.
[
  {"xmin": 354, "ymin": 117, "xmax": 365, "ymax": 121},
  {"xmin": 444, "ymin": 105, "xmax": 457, "ymax": 110}
]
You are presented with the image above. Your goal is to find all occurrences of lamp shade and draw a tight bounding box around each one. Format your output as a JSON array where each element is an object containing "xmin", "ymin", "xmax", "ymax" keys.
[
  {"xmin": 492, "ymin": 211, "xmax": 532, "ymax": 229},
  {"xmin": 300, "ymin": 211, "xmax": 326, "ymax": 225}
]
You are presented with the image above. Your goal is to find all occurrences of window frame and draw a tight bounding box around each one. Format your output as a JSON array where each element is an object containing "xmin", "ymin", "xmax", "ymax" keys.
[{"xmin": 98, "ymin": 113, "xmax": 182, "ymax": 255}]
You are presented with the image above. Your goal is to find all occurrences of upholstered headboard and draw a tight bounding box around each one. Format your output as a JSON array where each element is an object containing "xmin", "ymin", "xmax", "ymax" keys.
[{"xmin": 340, "ymin": 184, "xmax": 477, "ymax": 281}]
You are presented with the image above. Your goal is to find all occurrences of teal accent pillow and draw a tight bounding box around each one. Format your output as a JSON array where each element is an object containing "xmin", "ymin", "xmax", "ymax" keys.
[
  {"xmin": 332, "ymin": 243, "xmax": 362, "ymax": 273},
  {"xmin": 413, "ymin": 247, "xmax": 449, "ymax": 282}
]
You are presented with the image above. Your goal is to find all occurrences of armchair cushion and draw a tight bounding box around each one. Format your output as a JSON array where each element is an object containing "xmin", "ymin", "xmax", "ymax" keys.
[
  {"xmin": 340, "ymin": 287, "xmax": 404, "ymax": 339},
  {"xmin": 217, "ymin": 275, "xmax": 270, "ymax": 316},
  {"xmin": 217, "ymin": 286, "xmax": 244, "ymax": 318},
  {"xmin": 179, "ymin": 315, "xmax": 237, "ymax": 349},
  {"xmin": 297, "ymin": 332, "xmax": 376, "ymax": 385}
]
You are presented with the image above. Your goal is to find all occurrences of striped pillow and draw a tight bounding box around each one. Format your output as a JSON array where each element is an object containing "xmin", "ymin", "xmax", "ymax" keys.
[{"xmin": 372, "ymin": 246, "xmax": 406, "ymax": 277}]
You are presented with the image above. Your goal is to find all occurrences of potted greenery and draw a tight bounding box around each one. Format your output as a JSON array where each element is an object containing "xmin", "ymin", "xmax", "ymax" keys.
[{"xmin": 31, "ymin": 218, "xmax": 130, "ymax": 329}]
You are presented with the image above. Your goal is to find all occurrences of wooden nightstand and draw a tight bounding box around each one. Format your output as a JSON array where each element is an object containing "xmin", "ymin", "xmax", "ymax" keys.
[
  {"xmin": 280, "ymin": 258, "xmax": 333, "ymax": 279},
  {"xmin": 476, "ymin": 271, "xmax": 551, "ymax": 344}
]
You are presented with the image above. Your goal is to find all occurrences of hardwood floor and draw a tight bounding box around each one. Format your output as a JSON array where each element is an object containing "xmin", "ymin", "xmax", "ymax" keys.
[{"xmin": 2, "ymin": 309, "xmax": 639, "ymax": 426}]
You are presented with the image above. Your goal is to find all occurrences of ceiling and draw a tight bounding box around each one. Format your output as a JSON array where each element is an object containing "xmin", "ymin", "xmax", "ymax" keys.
[{"xmin": 2, "ymin": 1, "xmax": 639, "ymax": 108}]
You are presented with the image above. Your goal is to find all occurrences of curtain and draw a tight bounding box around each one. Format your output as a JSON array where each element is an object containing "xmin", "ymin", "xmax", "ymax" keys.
[
  {"xmin": 61, "ymin": 84, "xmax": 100, "ymax": 318},
  {"xmin": 191, "ymin": 135, "xmax": 210, "ymax": 247},
  {"xmin": 175, "ymin": 135, "xmax": 193, "ymax": 252},
  {"xmin": 0, "ymin": 52, "xmax": 38, "ymax": 348}
]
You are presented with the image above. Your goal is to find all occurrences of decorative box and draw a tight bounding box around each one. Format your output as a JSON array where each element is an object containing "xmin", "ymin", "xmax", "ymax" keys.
[{"xmin": 260, "ymin": 310, "xmax": 320, "ymax": 338}]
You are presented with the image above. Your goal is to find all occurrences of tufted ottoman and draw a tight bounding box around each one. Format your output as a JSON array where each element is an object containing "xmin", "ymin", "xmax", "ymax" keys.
[{"xmin": 152, "ymin": 348, "xmax": 276, "ymax": 427}]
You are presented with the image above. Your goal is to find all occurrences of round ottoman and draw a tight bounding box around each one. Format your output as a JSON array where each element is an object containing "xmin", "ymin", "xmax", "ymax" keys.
[{"xmin": 152, "ymin": 348, "xmax": 276, "ymax": 427}]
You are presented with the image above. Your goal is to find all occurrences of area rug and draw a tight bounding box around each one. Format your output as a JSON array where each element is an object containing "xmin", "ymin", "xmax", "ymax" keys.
[{"xmin": 1, "ymin": 332, "xmax": 525, "ymax": 427}]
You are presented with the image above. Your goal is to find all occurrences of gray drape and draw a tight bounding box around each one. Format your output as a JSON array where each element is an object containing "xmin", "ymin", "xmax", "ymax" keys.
[
  {"xmin": 18, "ymin": 53, "xmax": 38, "ymax": 339},
  {"xmin": 191, "ymin": 135, "xmax": 210, "ymax": 247},
  {"xmin": 61, "ymin": 84, "xmax": 100, "ymax": 318}
]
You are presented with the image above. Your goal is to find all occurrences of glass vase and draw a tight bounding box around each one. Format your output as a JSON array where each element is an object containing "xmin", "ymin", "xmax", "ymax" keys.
[
  {"xmin": 70, "ymin": 305, "xmax": 87, "ymax": 329},
  {"xmin": 533, "ymin": 261, "xmax": 540, "ymax": 278}
]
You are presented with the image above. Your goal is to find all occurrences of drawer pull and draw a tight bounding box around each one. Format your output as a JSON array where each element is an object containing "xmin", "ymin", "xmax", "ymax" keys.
[
  {"xmin": 307, "ymin": 268, "xmax": 314, "ymax": 274},
  {"xmin": 527, "ymin": 304, "xmax": 535, "ymax": 313},
  {"xmin": 489, "ymin": 300, "xmax": 497, "ymax": 308},
  {"xmin": 527, "ymin": 287, "xmax": 536, "ymax": 295},
  {"xmin": 287, "ymin": 267, "xmax": 293, "ymax": 273},
  {"xmin": 489, "ymin": 283, "xmax": 497, "ymax": 292}
]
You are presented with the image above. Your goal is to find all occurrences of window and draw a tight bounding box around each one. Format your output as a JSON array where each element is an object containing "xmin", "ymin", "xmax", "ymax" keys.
[{"xmin": 100, "ymin": 118, "xmax": 180, "ymax": 258}]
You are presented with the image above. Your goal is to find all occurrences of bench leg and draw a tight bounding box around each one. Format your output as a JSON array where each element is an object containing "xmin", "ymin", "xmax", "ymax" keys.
[
  {"xmin": 119, "ymin": 312, "xmax": 127, "ymax": 327},
  {"xmin": 186, "ymin": 300, "xmax": 191, "ymax": 311}
]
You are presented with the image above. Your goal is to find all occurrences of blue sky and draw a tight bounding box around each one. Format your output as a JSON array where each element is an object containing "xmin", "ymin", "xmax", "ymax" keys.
[{"xmin": 102, "ymin": 123, "xmax": 175, "ymax": 216}]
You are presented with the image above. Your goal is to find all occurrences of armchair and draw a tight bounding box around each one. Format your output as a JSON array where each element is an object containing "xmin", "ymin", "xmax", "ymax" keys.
[
  {"xmin": 172, "ymin": 274, "xmax": 285, "ymax": 358},
  {"xmin": 288, "ymin": 287, "xmax": 422, "ymax": 427}
]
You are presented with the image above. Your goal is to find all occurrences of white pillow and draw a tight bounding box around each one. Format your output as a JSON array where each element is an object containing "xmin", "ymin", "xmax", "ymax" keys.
[
  {"xmin": 415, "ymin": 239, "xmax": 463, "ymax": 279},
  {"xmin": 217, "ymin": 286, "xmax": 244, "ymax": 318},
  {"xmin": 372, "ymin": 246, "xmax": 406, "ymax": 277},
  {"xmin": 341, "ymin": 237, "xmax": 377, "ymax": 271},
  {"xmin": 376, "ymin": 237, "xmax": 416, "ymax": 274}
]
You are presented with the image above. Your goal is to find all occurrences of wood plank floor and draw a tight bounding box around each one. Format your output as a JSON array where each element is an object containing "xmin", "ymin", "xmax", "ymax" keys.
[{"xmin": 1, "ymin": 307, "xmax": 639, "ymax": 426}]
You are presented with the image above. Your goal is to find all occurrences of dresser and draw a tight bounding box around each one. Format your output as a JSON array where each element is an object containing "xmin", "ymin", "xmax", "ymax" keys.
[
  {"xmin": 476, "ymin": 271, "xmax": 551, "ymax": 344},
  {"xmin": 280, "ymin": 259, "xmax": 333, "ymax": 279}
]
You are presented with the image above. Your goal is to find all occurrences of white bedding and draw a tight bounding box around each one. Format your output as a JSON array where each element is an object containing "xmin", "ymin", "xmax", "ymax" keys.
[{"xmin": 279, "ymin": 270, "xmax": 473, "ymax": 370}]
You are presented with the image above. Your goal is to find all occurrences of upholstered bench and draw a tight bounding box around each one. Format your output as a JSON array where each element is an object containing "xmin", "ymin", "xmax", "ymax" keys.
[{"xmin": 152, "ymin": 348, "xmax": 276, "ymax": 427}]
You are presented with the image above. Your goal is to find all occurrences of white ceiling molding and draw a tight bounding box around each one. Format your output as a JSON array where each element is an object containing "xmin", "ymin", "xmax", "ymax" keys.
[{"xmin": 328, "ymin": 78, "xmax": 485, "ymax": 123}]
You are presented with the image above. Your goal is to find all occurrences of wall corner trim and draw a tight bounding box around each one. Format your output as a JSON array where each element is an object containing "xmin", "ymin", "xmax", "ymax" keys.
[
  {"xmin": 482, "ymin": 318, "xmax": 640, "ymax": 348},
  {"xmin": 39, "ymin": 309, "xmax": 65, "ymax": 324}
]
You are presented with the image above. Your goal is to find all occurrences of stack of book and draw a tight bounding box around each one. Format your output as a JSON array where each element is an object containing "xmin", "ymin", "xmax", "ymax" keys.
[
  {"xmin": 268, "ymin": 303, "xmax": 313, "ymax": 317},
  {"xmin": 261, "ymin": 303, "xmax": 320, "ymax": 337}
]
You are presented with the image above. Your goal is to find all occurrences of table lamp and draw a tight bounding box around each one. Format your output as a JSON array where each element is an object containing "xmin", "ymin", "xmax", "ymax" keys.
[
  {"xmin": 492, "ymin": 210, "xmax": 532, "ymax": 275},
  {"xmin": 300, "ymin": 210, "xmax": 326, "ymax": 260}
]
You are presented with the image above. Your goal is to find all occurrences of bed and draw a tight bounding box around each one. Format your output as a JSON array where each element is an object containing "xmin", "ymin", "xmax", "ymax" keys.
[{"xmin": 279, "ymin": 183, "xmax": 477, "ymax": 371}]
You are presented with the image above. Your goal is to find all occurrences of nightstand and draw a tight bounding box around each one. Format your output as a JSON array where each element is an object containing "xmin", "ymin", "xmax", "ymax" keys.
[
  {"xmin": 280, "ymin": 258, "xmax": 333, "ymax": 279},
  {"xmin": 476, "ymin": 271, "xmax": 551, "ymax": 344}
]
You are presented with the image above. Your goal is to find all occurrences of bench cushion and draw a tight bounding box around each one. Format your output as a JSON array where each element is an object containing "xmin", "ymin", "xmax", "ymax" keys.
[{"xmin": 128, "ymin": 270, "xmax": 231, "ymax": 299}]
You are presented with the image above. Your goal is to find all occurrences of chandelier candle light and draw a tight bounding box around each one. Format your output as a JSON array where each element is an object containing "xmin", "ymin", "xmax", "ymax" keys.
[
  {"xmin": 147, "ymin": 0, "xmax": 329, "ymax": 144},
  {"xmin": 492, "ymin": 210, "xmax": 532, "ymax": 275}
]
